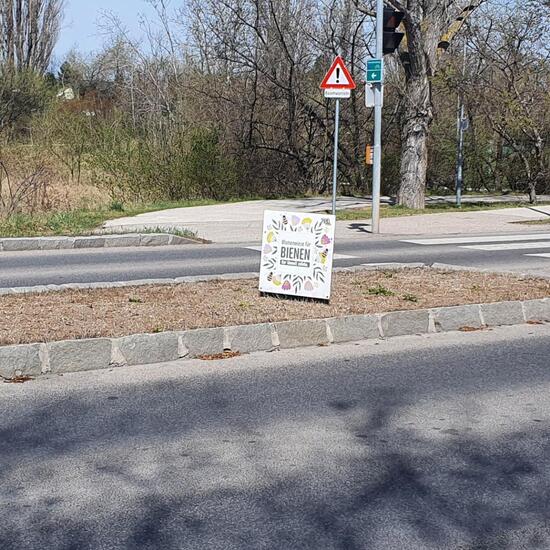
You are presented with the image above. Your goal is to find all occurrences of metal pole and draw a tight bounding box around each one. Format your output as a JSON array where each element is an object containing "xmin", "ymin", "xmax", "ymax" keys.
[
  {"xmin": 456, "ymin": 42, "xmax": 466, "ymax": 208},
  {"xmin": 371, "ymin": 0, "xmax": 384, "ymax": 234},
  {"xmin": 456, "ymin": 102, "xmax": 465, "ymax": 207},
  {"xmin": 332, "ymin": 98, "xmax": 340, "ymax": 217}
]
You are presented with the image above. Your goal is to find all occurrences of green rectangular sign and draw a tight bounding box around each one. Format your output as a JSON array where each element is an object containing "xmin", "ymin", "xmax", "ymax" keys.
[{"xmin": 366, "ymin": 59, "xmax": 383, "ymax": 83}]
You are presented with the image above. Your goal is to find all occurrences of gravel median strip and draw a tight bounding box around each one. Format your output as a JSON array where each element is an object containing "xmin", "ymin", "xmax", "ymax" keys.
[
  {"xmin": 1, "ymin": 297, "xmax": 549, "ymax": 379},
  {"xmin": 0, "ymin": 267, "xmax": 548, "ymax": 378}
]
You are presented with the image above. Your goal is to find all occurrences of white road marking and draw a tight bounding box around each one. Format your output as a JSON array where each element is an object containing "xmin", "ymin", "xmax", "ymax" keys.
[
  {"xmin": 403, "ymin": 233, "xmax": 550, "ymax": 246},
  {"xmin": 525, "ymin": 253, "xmax": 550, "ymax": 259},
  {"xmin": 333, "ymin": 254, "xmax": 358, "ymax": 260},
  {"xmin": 461, "ymin": 242, "xmax": 550, "ymax": 251},
  {"xmin": 245, "ymin": 246, "xmax": 356, "ymax": 260}
]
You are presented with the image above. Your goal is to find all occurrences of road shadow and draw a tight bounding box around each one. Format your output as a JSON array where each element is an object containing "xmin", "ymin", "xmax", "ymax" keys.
[
  {"xmin": 527, "ymin": 207, "xmax": 550, "ymax": 218},
  {"xmin": 347, "ymin": 222, "xmax": 373, "ymax": 234},
  {"xmin": 1, "ymin": 345, "xmax": 550, "ymax": 549}
]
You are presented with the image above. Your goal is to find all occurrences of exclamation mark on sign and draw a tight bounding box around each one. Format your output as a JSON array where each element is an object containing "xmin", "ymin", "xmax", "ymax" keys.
[{"xmin": 336, "ymin": 67, "xmax": 340, "ymax": 83}]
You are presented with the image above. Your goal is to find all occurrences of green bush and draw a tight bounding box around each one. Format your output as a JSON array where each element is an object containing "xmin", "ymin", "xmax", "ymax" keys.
[
  {"xmin": 0, "ymin": 69, "xmax": 54, "ymax": 138},
  {"xmin": 85, "ymin": 117, "xmax": 239, "ymax": 202},
  {"xmin": 183, "ymin": 128, "xmax": 239, "ymax": 201}
]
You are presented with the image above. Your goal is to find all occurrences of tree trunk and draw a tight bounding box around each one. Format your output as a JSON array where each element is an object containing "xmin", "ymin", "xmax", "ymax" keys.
[
  {"xmin": 519, "ymin": 152, "xmax": 537, "ymax": 204},
  {"xmin": 397, "ymin": 73, "xmax": 432, "ymax": 209},
  {"xmin": 528, "ymin": 183, "xmax": 537, "ymax": 205},
  {"xmin": 392, "ymin": 0, "xmax": 480, "ymax": 209}
]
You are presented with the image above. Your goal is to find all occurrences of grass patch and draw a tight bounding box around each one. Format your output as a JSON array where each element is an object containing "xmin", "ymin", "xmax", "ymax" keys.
[
  {"xmin": 114, "ymin": 226, "xmax": 199, "ymax": 240},
  {"xmin": 366, "ymin": 284, "xmax": 395, "ymax": 297},
  {"xmin": 0, "ymin": 199, "xmax": 229, "ymax": 238},
  {"xmin": 336, "ymin": 202, "xmax": 550, "ymax": 221}
]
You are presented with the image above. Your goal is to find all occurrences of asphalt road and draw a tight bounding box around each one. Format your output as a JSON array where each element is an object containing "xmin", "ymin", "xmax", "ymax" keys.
[
  {"xmin": 2, "ymin": 231, "xmax": 550, "ymax": 288},
  {"xmin": 2, "ymin": 324, "xmax": 550, "ymax": 549}
]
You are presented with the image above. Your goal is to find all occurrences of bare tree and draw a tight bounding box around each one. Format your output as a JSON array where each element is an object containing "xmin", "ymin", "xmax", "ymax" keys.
[
  {"xmin": 354, "ymin": 1, "xmax": 484, "ymax": 207},
  {"xmin": 466, "ymin": 0, "xmax": 550, "ymax": 203},
  {"xmin": 186, "ymin": 0, "xmax": 373, "ymax": 194},
  {"xmin": 0, "ymin": 0, "xmax": 64, "ymax": 74},
  {"xmin": 392, "ymin": 0, "xmax": 486, "ymax": 208}
]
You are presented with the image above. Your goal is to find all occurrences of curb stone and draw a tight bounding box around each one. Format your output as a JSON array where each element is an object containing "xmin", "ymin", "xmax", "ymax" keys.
[
  {"xmin": 327, "ymin": 315, "xmax": 379, "ymax": 343},
  {"xmin": 47, "ymin": 338, "xmax": 113, "ymax": 374},
  {"xmin": 380, "ymin": 309, "xmax": 431, "ymax": 338},
  {"xmin": 429, "ymin": 262, "xmax": 550, "ymax": 281},
  {"xmin": 0, "ymin": 233, "xmax": 199, "ymax": 253},
  {"xmin": 182, "ymin": 328, "xmax": 225, "ymax": 356},
  {"xmin": 116, "ymin": 332, "xmax": 182, "ymax": 366},
  {"xmin": 224, "ymin": 324, "xmax": 275, "ymax": 354},
  {"xmin": 0, "ymin": 264, "xmax": 441, "ymax": 297},
  {"xmin": 2, "ymin": 263, "xmax": 548, "ymax": 297},
  {"xmin": 0, "ymin": 344, "xmax": 43, "ymax": 379},
  {"xmin": 431, "ymin": 304, "xmax": 483, "ymax": 332},
  {"xmin": 0, "ymin": 298, "xmax": 548, "ymax": 378},
  {"xmin": 480, "ymin": 301, "xmax": 525, "ymax": 327},
  {"xmin": 523, "ymin": 298, "xmax": 550, "ymax": 322},
  {"xmin": 276, "ymin": 319, "xmax": 330, "ymax": 349}
]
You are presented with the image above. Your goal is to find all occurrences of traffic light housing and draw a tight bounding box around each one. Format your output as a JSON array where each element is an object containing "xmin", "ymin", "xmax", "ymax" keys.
[{"xmin": 383, "ymin": 7, "xmax": 405, "ymax": 55}]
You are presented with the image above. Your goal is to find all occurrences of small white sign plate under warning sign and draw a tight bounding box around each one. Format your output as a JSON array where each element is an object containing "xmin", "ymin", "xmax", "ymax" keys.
[{"xmin": 324, "ymin": 88, "xmax": 351, "ymax": 99}]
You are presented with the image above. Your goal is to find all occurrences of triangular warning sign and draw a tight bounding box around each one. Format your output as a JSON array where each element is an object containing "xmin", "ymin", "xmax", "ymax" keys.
[{"xmin": 320, "ymin": 56, "xmax": 356, "ymax": 90}]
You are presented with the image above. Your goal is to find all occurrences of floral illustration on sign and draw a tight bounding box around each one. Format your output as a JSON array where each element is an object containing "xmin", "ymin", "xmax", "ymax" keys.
[{"xmin": 261, "ymin": 212, "xmax": 333, "ymax": 296}]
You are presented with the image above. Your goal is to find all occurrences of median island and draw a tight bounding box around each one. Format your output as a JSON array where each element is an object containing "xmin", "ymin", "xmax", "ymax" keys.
[{"xmin": 1, "ymin": 268, "xmax": 549, "ymax": 346}]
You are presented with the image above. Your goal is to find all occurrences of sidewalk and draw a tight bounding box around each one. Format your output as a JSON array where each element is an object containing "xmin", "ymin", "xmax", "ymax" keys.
[
  {"xmin": 102, "ymin": 197, "xmax": 550, "ymax": 243},
  {"xmin": 347, "ymin": 206, "xmax": 550, "ymax": 240}
]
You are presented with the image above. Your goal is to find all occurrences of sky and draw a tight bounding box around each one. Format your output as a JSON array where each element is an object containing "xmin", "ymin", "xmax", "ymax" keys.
[{"xmin": 54, "ymin": 0, "xmax": 159, "ymax": 63}]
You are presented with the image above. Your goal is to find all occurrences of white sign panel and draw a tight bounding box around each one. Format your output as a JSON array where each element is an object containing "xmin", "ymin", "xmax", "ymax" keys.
[
  {"xmin": 324, "ymin": 88, "xmax": 351, "ymax": 99},
  {"xmin": 259, "ymin": 210, "xmax": 336, "ymax": 300},
  {"xmin": 365, "ymin": 82, "xmax": 383, "ymax": 107}
]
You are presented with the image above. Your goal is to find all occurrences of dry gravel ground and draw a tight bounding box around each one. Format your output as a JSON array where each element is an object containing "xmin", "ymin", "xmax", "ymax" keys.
[{"xmin": 2, "ymin": 268, "xmax": 549, "ymax": 346}]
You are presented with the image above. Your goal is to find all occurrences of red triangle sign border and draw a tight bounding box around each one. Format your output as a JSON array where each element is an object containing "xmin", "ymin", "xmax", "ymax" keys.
[{"xmin": 320, "ymin": 56, "xmax": 356, "ymax": 90}]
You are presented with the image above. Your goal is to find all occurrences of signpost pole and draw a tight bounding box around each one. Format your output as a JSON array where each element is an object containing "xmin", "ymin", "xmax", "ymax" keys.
[
  {"xmin": 456, "ymin": 42, "xmax": 467, "ymax": 208},
  {"xmin": 320, "ymin": 56, "xmax": 355, "ymax": 216},
  {"xmin": 371, "ymin": 0, "xmax": 384, "ymax": 234},
  {"xmin": 332, "ymin": 99, "xmax": 340, "ymax": 217},
  {"xmin": 456, "ymin": 101, "xmax": 465, "ymax": 208}
]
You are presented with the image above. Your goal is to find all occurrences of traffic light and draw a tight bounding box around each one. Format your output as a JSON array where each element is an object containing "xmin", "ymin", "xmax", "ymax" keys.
[
  {"xmin": 383, "ymin": 7, "xmax": 405, "ymax": 55},
  {"xmin": 438, "ymin": 2, "xmax": 480, "ymax": 51}
]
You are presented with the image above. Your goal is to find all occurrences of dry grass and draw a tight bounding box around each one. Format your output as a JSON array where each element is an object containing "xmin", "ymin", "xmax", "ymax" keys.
[
  {"xmin": 0, "ymin": 145, "xmax": 108, "ymax": 215},
  {"xmin": 2, "ymin": 268, "xmax": 549, "ymax": 346}
]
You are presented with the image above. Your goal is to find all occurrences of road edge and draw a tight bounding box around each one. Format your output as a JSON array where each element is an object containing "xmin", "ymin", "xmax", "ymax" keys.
[
  {"xmin": 1, "ymin": 298, "xmax": 548, "ymax": 379},
  {"xmin": 2, "ymin": 262, "xmax": 548, "ymax": 296}
]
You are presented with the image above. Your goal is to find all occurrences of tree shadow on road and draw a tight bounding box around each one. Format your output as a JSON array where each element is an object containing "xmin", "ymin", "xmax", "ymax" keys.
[{"xmin": 1, "ymin": 354, "xmax": 550, "ymax": 549}]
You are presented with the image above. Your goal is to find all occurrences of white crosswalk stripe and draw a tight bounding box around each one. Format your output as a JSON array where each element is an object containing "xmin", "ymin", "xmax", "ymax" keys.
[
  {"xmin": 402, "ymin": 233, "xmax": 550, "ymax": 262},
  {"xmin": 403, "ymin": 233, "xmax": 550, "ymax": 246},
  {"xmin": 462, "ymin": 242, "xmax": 550, "ymax": 251}
]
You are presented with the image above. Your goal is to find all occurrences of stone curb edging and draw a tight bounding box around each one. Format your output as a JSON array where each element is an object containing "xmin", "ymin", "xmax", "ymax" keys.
[
  {"xmin": 0, "ymin": 266, "xmax": 414, "ymax": 296},
  {"xmin": 0, "ymin": 273, "xmax": 262, "ymax": 296},
  {"xmin": 2, "ymin": 262, "xmax": 549, "ymax": 297},
  {"xmin": 0, "ymin": 233, "xmax": 200, "ymax": 252},
  {"xmin": 1, "ymin": 298, "xmax": 549, "ymax": 379}
]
